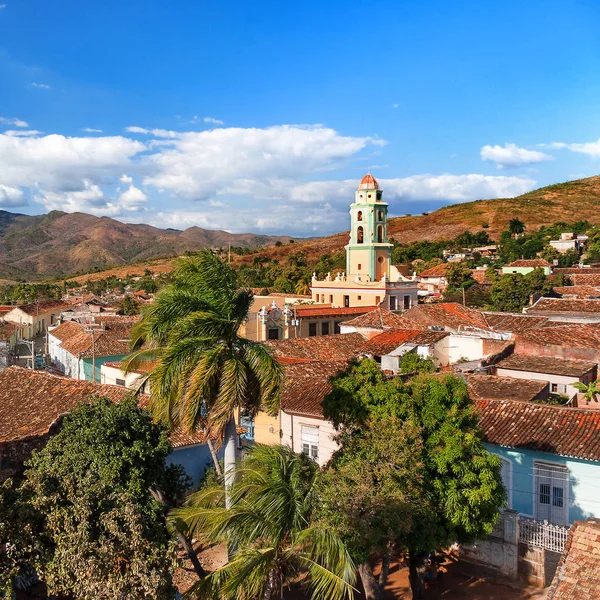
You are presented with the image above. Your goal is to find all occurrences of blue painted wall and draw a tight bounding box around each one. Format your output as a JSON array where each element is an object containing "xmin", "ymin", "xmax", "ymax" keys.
[
  {"xmin": 485, "ymin": 443, "xmax": 600, "ymax": 525},
  {"xmin": 168, "ymin": 443, "xmax": 222, "ymax": 488},
  {"xmin": 81, "ymin": 354, "xmax": 127, "ymax": 382}
]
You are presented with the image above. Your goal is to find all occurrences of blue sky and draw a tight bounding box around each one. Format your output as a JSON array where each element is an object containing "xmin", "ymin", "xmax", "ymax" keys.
[{"xmin": 1, "ymin": 0, "xmax": 600, "ymax": 236}]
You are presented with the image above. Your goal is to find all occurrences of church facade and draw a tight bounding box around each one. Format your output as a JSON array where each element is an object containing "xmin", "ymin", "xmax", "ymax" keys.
[{"xmin": 310, "ymin": 174, "xmax": 419, "ymax": 311}]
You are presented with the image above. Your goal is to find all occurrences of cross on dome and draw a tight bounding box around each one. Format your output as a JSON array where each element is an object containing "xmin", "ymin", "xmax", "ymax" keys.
[{"xmin": 358, "ymin": 173, "xmax": 380, "ymax": 191}]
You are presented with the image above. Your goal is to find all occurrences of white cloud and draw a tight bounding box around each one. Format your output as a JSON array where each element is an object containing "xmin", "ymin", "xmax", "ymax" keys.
[
  {"xmin": 141, "ymin": 125, "xmax": 377, "ymax": 198},
  {"xmin": 120, "ymin": 173, "xmax": 133, "ymax": 185},
  {"xmin": 203, "ymin": 117, "xmax": 224, "ymax": 125},
  {"xmin": 82, "ymin": 127, "xmax": 103, "ymax": 133},
  {"xmin": 0, "ymin": 116, "xmax": 28, "ymax": 127},
  {"xmin": 3, "ymin": 130, "xmax": 41, "ymax": 137},
  {"xmin": 119, "ymin": 184, "xmax": 148, "ymax": 210},
  {"xmin": 480, "ymin": 143, "xmax": 553, "ymax": 168},
  {"xmin": 0, "ymin": 184, "xmax": 25, "ymax": 207},
  {"xmin": 125, "ymin": 126, "xmax": 180, "ymax": 139},
  {"xmin": 31, "ymin": 82, "xmax": 51, "ymax": 89},
  {"xmin": 560, "ymin": 139, "xmax": 600, "ymax": 158},
  {"xmin": 392, "ymin": 103, "xmax": 399, "ymax": 109}
]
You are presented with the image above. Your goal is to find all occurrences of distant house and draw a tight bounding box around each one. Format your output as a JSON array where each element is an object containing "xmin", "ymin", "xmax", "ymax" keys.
[
  {"xmin": 0, "ymin": 366, "xmax": 214, "ymax": 486},
  {"xmin": 1, "ymin": 300, "xmax": 73, "ymax": 340},
  {"xmin": 417, "ymin": 263, "xmax": 450, "ymax": 296},
  {"xmin": 465, "ymin": 373, "xmax": 549, "ymax": 403},
  {"xmin": 552, "ymin": 285, "xmax": 600, "ymax": 299},
  {"xmin": 48, "ymin": 318, "xmax": 137, "ymax": 382},
  {"xmin": 548, "ymin": 232, "xmax": 588, "ymax": 254},
  {"xmin": 501, "ymin": 259, "xmax": 552, "ymax": 276},
  {"xmin": 524, "ymin": 297, "xmax": 600, "ymax": 323},
  {"xmin": 494, "ymin": 354, "xmax": 597, "ymax": 400}
]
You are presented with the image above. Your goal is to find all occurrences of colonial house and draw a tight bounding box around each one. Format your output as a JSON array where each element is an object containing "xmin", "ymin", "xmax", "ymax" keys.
[
  {"xmin": 1, "ymin": 300, "xmax": 73, "ymax": 339},
  {"xmin": 552, "ymin": 285, "xmax": 600, "ymax": 299},
  {"xmin": 0, "ymin": 366, "xmax": 215, "ymax": 486},
  {"xmin": 417, "ymin": 263, "xmax": 450, "ymax": 297},
  {"xmin": 494, "ymin": 354, "xmax": 597, "ymax": 400},
  {"xmin": 501, "ymin": 259, "xmax": 552, "ymax": 276},
  {"xmin": 477, "ymin": 398, "xmax": 600, "ymax": 527},
  {"xmin": 48, "ymin": 318, "xmax": 136, "ymax": 382},
  {"xmin": 548, "ymin": 232, "xmax": 588, "ymax": 254},
  {"xmin": 524, "ymin": 297, "xmax": 600, "ymax": 323}
]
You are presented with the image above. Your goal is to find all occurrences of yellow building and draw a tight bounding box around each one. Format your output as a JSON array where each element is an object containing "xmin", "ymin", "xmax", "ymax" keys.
[{"xmin": 311, "ymin": 174, "xmax": 418, "ymax": 310}]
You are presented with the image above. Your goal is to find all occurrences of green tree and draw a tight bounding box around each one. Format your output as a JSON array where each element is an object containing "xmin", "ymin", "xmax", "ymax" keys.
[
  {"xmin": 22, "ymin": 397, "xmax": 185, "ymax": 599},
  {"xmin": 490, "ymin": 273, "xmax": 531, "ymax": 312},
  {"xmin": 318, "ymin": 417, "xmax": 423, "ymax": 599},
  {"xmin": 119, "ymin": 295, "xmax": 140, "ymax": 315},
  {"xmin": 172, "ymin": 444, "xmax": 356, "ymax": 600},
  {"xmin": 508, "ymin": 218, "xmax": 525, "ymax": 235},
  {"xmin": 323, "ymin": 360, "xmax": 505, "ymax": 599},
  {"xmin": 573, "ymin": 379, "xmax": 600, "ymax": 404},
  {"xmin": 446, "ymin": 262, "xmax": 475, "ymax": 290},
  {"xmin": 126, "ymin": 251, "xmax": 283, "ymax": 506},
  {"xmin": 399, "ymin": 352, "xmax": 436, "ymax": 374}
]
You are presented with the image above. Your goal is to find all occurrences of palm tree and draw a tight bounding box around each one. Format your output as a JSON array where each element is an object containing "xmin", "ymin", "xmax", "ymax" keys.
[
  {"xmin": 508, "ymin": 218, "xmax": 525, "ymax": 236},
  {"xmin": 573, "ymin": 379, "xmax": 600, "ymax": 404},
  {"xmin": 170, "ymin": 444, "xmax": 356, "ymax": 600},
  {"xmin": 124, "ymin": 251, "xmax": 283, "ymax": 501},
  {"xmin": 295, "ymin": 278, "xmax": 311, "ymax": 295}
]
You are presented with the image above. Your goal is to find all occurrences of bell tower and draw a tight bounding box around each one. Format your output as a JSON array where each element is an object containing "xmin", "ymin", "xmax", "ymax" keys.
[{"xmin": 345, "ymin": 174, "xmax": 392, "ymax": 281}]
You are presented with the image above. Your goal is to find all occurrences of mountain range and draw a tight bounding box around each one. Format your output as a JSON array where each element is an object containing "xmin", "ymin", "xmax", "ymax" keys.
[
  {"xmin": 2, "ymin": 175, "xmax": 600, "ymax": 282},
  {"xmin": 0, "ymin": 210, "xmax": 294, "ymax": 280}
]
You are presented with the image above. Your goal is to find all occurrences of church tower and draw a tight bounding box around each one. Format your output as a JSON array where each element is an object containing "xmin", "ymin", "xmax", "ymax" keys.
[{"xmin": 345, "ymin": 174, "xmax": 392, "ymax": 282}]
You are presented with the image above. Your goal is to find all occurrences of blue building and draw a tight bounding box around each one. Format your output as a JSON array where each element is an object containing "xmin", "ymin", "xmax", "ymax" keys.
[{"xmin": 477, "ymin": 398, "xmax": 600, "ymax": 526}]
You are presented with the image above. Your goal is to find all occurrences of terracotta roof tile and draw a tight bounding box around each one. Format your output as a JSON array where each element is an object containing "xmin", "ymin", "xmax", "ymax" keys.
[
  {"xmin": 496, "ymin": 354, "xmax": 597, "ymax": 377},
  {"xmin": 475, "ymin": 398, "xmax": 600, "ymax": 461},
  {"xmin": 293, "ymin": 305, "xmax": 378, "ymax": 318},
  {"xmin": 569, "ymin": 274, "xmax": 600, "ymax": 287},
  {"xmin": 358, "ymin": 173, "xmax": 380, "ymax": 190},
  {"xmin": 553, "ymin": 285, "xmax": 600, "ymax": 298},
  {"xmin": 9, "ymin": 300, "xmax": 73, "ymax": 316},
  {"xmin": 342, "ymin": 307, "xmax": 413, "ymax": 330},
  {"xmin": 404, "ymin": 302, "xmax": 491, "ymax": 332},
  {"xmin": 505, "ymin": 259, "xmax": 551, "ymax": 268},
  {"xmin": 281, "ymin": 361, "xmax": 347, "ymax": 416},
  {"xmin": 483, "ymin": 313, "xmax": 550, "ymax": 333},
  {"xmin": 516, "ymin": 324, "xmax": 600, "ymax": 350},
  {"xmin": 527, "ymin": 297, "xmax": 600, "ymax": 314},
  {"xmin": 0, "ymin": 367, "xmax": 204, "ymax": 448},
  {"xmin": 419, "ymin": 263, "xmax": 450, "ymax": 278},
  {"xmin": 547, "ymin": 518, "xmax": 600, "ymax": 599},
  {"xmin": 361, "ymin": 328, "xmax": 447, "ymax": 356},
  {"xmin": 465, "ymin": 374, "xmax": 547, "ymax": 403},
  {"xmin": 265, "ymin": 333, "xmax": 365, "ymax": 364}
]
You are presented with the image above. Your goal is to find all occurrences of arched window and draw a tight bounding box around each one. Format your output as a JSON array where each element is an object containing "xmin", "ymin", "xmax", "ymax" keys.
[
  {"xmin": 378, "ymin": 210, "xmax": 383, "ymax": 221},
  {"xmin": 357, "ymin": 210, "xmax": 363, "ymax": 222},
  {"xmin": 357, "ymin": 226, "xmax": 364, "ymax": 244},
  {"xmin": 377, "ymin": 225, "xmax": 384, "ymax": 243}
]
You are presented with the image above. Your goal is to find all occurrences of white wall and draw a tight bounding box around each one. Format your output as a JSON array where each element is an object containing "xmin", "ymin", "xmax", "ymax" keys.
[
  {"xmin": 100, "ymin": 364, "xmax": 148, "ymax": 392},
  {"xmin": 496, "ymin": 368, "xmax": 582, "ymax": 398},
  {"xmin": 280, "ymin": 411, "xmax": 339, "ymax": 467},
  {"xmin": 433, "ymin": 334, "xmax": 484, "ymax": 366},
  {"xmin": 48, "ymin": 332, "xmax": 81, "ymax": 379}
]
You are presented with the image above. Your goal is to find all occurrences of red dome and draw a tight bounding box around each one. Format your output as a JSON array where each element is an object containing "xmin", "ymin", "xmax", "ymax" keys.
[{"xmin": 358, "ymin": 173, "xmax": 380, "ymax": 190}]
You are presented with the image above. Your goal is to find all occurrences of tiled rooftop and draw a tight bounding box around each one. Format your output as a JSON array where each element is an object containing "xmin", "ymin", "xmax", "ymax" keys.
[
  {"xmin": 505, "ymin": 259, "xmax": 551, "ymax": 268},
  {"xmin": 465, "ymin": 374, "xmax": 547, "ymax": 403},
  {"xmin": 483, "ymin": 312, "xmax": 550, "ymax": 333},
  {"xmin": 404, "ymin": 302, "xmax": 491, "ymax": 332},
  {"xmin": 475, "ymin": 398, "xmax": 600, "ymax": 461},
  {"xmin": 526, "ymin": 297, "xmax": 600, "ymax": 314},
  {"xmin": 0, "ymin": 367, "xmax": 205, "ymax": 448},
  {"xmin": 293, "ymin": 305, "xmax": 378, "ymax": 318},
  {"xmin": 496, "ymin": 354, "xmax": 597, "ymax": 377},
  {"xmin": 553, "ymin": 285, "xmax": 600, "ymax": 298},
  {"xmin": 8, "ymin": 300, "xmax": 73, "ymax": 316},
  {"xmin": 361, "ymin": 328, "xmax": 447, "ymax": 356},
  {"xmin": 280, "ymin": 361, "xmax": 347, "ymax": 416},
  {"xmin": 342, "ymin": 307, "xmax": 412, "ymax": 330},
  {"xmin": 546, "ymin": 518, "xmax": 600, "ymax": 599},
  {"xmin": 265, "ymin": 332, "xmax": 364, "ymax": 363},
  {"xmin": 516, "ymin": 324, "xmax": 600, "ymax": 350},
  {"xmin": 419, "ymin": 263, "xmax": 449, "ymax": 278},
  {"xmin": 568, "ymin": 274, "xmax": 600, "ymax": 287}
]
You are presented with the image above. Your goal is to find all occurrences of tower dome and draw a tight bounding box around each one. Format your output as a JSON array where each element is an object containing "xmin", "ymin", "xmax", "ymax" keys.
[{"xmin": 358, "ymin": 173, "xmax": 380, "ymax": 190}]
